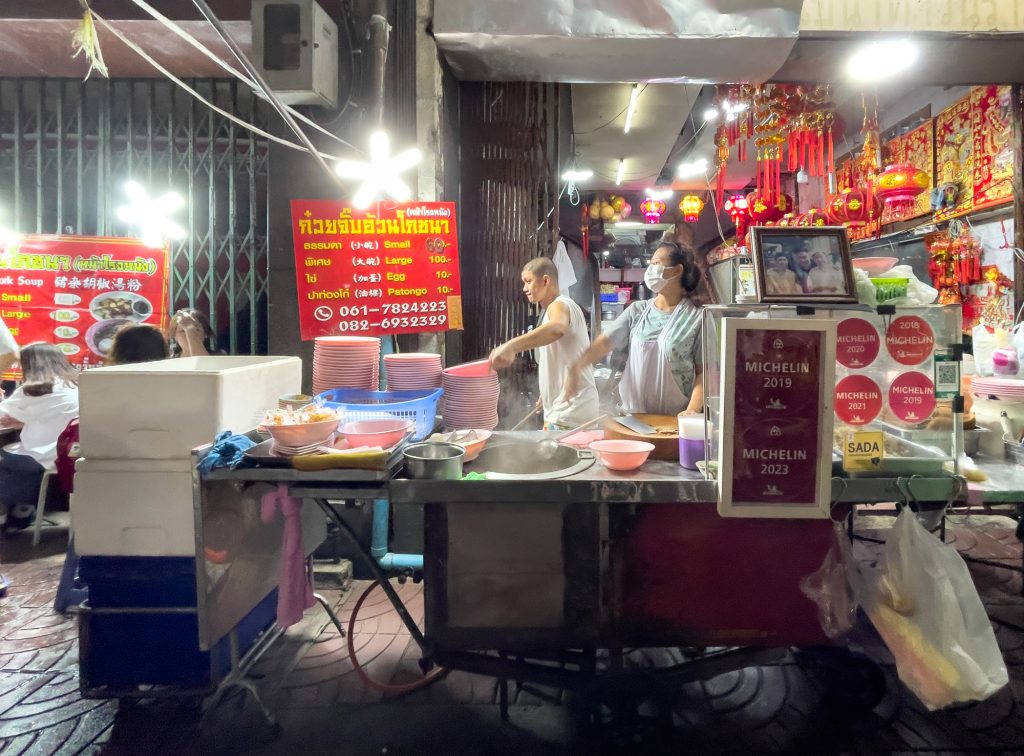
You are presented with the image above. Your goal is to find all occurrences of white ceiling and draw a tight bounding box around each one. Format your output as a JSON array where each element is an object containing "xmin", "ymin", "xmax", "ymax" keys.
[{"xmin": 570, "ymin": 83, "xmax": 701, "ymax": 192}]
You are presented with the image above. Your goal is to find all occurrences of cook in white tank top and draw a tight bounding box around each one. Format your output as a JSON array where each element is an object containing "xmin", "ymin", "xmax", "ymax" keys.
[{"xmin": 489, "ymin": 257, "xmax": 600, "ymax": 430}]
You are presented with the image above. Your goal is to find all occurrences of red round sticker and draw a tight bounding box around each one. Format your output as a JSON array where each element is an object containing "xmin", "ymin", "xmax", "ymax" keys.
[
  {"xmin": 837, "ymin": 317, "xmax": 880, "ymax": 369},
  {"xmin": 834, "ymin": 374, "xmax": 883, "ymax": 426},
  {"xmin": 888, "ymin": 372, "xmax": 936, "ymax": 424},
  {"xmin": 885, "ymin": 315, "xmax": 934, "ymax": 366}
]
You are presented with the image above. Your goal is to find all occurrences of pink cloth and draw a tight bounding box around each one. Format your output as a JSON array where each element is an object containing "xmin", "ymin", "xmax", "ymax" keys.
[
  {"xmin": 260, "ymin": 484, "xmax": 316, "ymax": 628},
  {"xmin": 559, "ymin": 430, "xmax": 604, "ymax": 448}
]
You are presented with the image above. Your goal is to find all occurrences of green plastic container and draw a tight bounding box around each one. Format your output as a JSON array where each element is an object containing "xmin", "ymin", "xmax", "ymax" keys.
[{"xmin": 871, "ymin": 277, "xmax": 909, "ymax": 302}]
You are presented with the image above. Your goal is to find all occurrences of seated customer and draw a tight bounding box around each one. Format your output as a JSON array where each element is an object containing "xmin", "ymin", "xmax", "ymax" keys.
[
  {"xmin": 0, "ymin": 344, "xmax": 80, "ymax": 530},
  {"xmin": 108, "ymin": 324, "xmax": 169, "ymax": 365},
  {"xmin": 169, "ymin": 308, "xmax": 220, "ymax": 357}
]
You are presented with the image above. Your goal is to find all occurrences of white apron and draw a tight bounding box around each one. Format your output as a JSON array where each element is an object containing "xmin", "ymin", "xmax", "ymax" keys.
[{"xmin": 618, "ymin": 301, "xmax": 689, "ymax": 415}]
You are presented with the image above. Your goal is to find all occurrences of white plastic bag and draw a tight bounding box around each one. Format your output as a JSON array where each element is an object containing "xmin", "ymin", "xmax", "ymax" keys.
[
  {"xmin": 852, "ymin": 509, "xmax": 1008, "ymax": 710},
  {"xmin": 972, "ymin": 324, "xmax": 997, "ymax": 377},
  {"xmin": 799, "ymin": 522, "xmax": 857, "ymax": 639}
]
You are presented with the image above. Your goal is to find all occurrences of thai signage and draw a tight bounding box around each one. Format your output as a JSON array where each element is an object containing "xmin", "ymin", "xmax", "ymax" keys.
[
  {"xmin": 289, "ymin": 200, "xmax": 463, "ymax": 340},
  {"xmin": 718, "ymin": 319, "xmax": 836, "ymax": 519},
  {"xmin": 0, "ymin": 235, "xmax": 170, "ymax": 372}
]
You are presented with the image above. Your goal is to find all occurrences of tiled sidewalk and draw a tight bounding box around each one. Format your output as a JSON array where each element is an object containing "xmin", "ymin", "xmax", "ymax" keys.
[{"xmin": 0, "ymin": 516, "xmax": 1022, "ymax": 755}]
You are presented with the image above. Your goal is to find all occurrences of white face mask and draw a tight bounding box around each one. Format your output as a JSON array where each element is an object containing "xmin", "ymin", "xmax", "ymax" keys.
[{"xmin": 644, "ymin": 263, "xmax": 678, "ymax": 293}]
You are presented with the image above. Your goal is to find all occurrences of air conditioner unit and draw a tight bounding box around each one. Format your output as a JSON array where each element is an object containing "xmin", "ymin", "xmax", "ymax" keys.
[{"xmin": 251, "ymin": 0, "xmax": 338, "ymax": 108}]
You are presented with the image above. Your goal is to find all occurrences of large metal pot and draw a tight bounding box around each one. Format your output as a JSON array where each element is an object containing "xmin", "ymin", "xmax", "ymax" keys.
[{"xmin": 403, "ymin": 441, "xmax": 465, "ymax": 480}]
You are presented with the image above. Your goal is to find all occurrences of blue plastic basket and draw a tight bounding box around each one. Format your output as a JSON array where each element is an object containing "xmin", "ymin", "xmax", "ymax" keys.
[{"xmin": 315, "ymin": 387, "xmax": 443, "ymax": 441}]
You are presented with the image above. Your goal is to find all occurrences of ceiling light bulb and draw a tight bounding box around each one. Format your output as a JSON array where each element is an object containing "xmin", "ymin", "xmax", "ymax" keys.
[
  {"xmin": 703, "ymin": 107, "xmax": 719, "ymax": 121},
  {"xmin": 623, "ymin": 84, "xmax": 640, "ymax": 134},
  {"xmin": 562, "ymin": 169, "xmax": 593, "ymax": 182},
  {"xmin": 615, "ymin": 159, "xmax": 625, "ymax": 186},
  {"xmin": 335, "ymin": 130, "xmax": 421, "ymax": 209},
  {"xmin": 846, "ymin": 39, "xmax": 919, "ymax": 82}
]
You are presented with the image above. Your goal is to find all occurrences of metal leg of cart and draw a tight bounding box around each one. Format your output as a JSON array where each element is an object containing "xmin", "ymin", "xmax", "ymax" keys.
[
  {"xmin": 203, "ymin": 623, "xmax": 284, "ymax": 729},
  {"xmin": 313, "ymin": 498, "xmax": 429, "ymax": 654}
]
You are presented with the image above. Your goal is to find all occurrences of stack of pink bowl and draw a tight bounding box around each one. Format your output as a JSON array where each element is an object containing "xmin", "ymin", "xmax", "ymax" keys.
[
  {"xmin": 312, "ymin": 336, "xmax": 381, "ymax": 395},
  {"xmin": 384, "ymin": 353, "xmax": 443, "ymax": 391},
  {"xmin": 441, "ymin": 359, "xmax": 500, "ymax": 431}
]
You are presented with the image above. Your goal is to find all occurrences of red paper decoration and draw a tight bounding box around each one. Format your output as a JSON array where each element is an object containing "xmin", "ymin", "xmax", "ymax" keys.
[
  {"xmin": 679, "ymin": 194, "xmax": 705, "ymax": 223},
  {"xmin": 875, "ymin": 162, "xmax": 930, "ymax": 215},
  {"xmin": 797, "ymin": 208, "xmax": 830, "ymax": 227},
  {"xmin": 723, "ymin": 193, "xmax": 749, "ymax": 239},
  {"xmin": 746, "ymin": 191, "xmax": 793, "ymax": 224},
  {"xmin": 638, "ymin": 198, "xmax": 666, "ymax": 223},
  {"xmin": 827, "ymin": 188, "xmax": 881, "ymax": 227}
]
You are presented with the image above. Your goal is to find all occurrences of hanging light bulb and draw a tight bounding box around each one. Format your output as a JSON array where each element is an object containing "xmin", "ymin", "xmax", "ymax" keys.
[
  {"xmin": 115, "ymin": 181, "xmax": 186, "ymax": 248},
  {"xmin": 335, "ymin": 131, "xmax": 422, "ymax": 210}
]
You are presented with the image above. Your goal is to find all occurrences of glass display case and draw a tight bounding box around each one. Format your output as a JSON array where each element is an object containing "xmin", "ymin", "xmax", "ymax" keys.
[{"xmin": 702, "ymin": 304, "xmax": 963, "ymax": 480}]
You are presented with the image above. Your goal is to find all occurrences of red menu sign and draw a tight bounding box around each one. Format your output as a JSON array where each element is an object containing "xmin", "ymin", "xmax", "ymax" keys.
[
  {"xmin": 0, "ymin": 235, "xmax": 170, "ymax": 372},
  {"xmin": 719, "ymin": 319, "xmax": 835, "ymax": 519},
  {"xmin": 289, "ymin": 200, "xmax": 463, "ymax": 340}
]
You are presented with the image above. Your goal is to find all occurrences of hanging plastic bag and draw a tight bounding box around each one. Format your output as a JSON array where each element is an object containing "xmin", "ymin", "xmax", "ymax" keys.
[
  {"xmin": 853, "ymin": 509, "xmax": 1008, "ymax": 710},
  {"xmin": 799, "ymin": 521, "xmax": 857, "ymax": 639},
  {"xmin": 972, "ymin": 324, "xmax": 997, "ymax": 377}
]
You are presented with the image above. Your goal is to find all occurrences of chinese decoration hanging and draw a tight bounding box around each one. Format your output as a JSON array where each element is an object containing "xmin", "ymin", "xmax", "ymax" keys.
[
  {"xmin": 679, "ymin": 194, "xmax": 704, "ymax": 223},
  {"xmin": 639, "ymin": 198, "xmax": 666, "ymax": 223}
]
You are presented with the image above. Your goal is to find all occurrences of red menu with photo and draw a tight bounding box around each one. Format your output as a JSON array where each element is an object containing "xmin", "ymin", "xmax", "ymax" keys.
[
  {"xmin": 289, "ymin": 200, "xmax": 463, "ymax": 340},
  {"xmin": 0, "ymin": 235, "xmax": 170, "ymax": 373},
  {"xmin": 719, "ymin": 319, "xmax": 835, "ymax": 519}
]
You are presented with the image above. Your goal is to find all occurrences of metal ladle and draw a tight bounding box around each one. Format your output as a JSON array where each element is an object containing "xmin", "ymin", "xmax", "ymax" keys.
[{"xmin": 537, "ymin": 414, "xmax": 608, "ymax": 459}]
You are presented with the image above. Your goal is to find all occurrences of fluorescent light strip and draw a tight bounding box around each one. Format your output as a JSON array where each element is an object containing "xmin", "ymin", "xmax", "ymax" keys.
[
  {"xmin": 623, "ymin": 84, "xmax": 640, "ymax": 134},
  {"xmin": 615, "ymin": 159, "xmax": 625, "ymax": 186}
]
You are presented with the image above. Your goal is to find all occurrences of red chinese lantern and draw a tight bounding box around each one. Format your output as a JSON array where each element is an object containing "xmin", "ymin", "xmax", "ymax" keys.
[
  {"xmin": 723, "ymin": 193, "xmax": 748, "ymax": 239},
  {"xmin": 797, "ymin": 208, "xmax": 830, "ymax": 227},
  {"xmin": 678, "ymin": 194, "xmax": 704, "ymax": 223},
  {"xmin": 875, "ymin": 162, "xmax": 929, "ymax": 215},
  {"xmin": 746, "ymin": 191, "xmax": 793, "ymax": 224},
  {"xmin": 826, "ymin": 188, "xmax": 881, "ymax": 227},
  {"xmin": 639, "ymin": 198, "xmax": 666, "ymax": 223}
]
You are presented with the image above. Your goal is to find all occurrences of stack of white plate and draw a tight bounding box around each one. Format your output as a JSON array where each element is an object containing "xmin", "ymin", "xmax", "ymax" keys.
[
  {"xmin": 279, "ymin": 393, "xmax": 313, "ymax": 410},
  {"xmin": 384, "ymin": 353, "xmax": 443, "ymax": 391},
  {"xmin": 272, "ymin": 439, "xmax": 328, "ymax": 457},
  {"xmin": 441, "ymin": 359, "xmax": 500, "ymax": 431},
  {"xmin": 971, "ymin": 377, "xmax": 1024, "ymax": 401},
  {"xmin": 312, "ymin": 336, "xmax": 381, "ymax": 395}
]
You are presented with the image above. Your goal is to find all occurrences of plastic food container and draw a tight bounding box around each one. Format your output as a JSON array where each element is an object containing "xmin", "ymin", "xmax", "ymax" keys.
[
  {"xmin": 339, "ymin": 418, "xmax": 412, "ymax": 448},
  {"xmin": 588, "ymin": 439, "xmax": 655, "ymax": 471},
  {"xmin": 263, "ymin": 417, "xmax": 340, "ymax": 447},
  {"xmin": 871, "ymin": 277, "xmax": 909, "ymax": 302}
]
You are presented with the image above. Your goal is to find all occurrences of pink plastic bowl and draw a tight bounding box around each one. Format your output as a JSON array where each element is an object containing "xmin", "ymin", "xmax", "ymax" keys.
[
  {"xmin": 852, "ymin": 257, "xmax": 898, "ymax": 276},
  {"xmin": 443, "ymin": 359, "xmax": 495, "ymax": 378},
  {"xmin": 340, "ymin": 418, "xmax": 412, "ymax": 448},
  {"xmin": 264, "ymin": 418, "xmax": 340, "ymax": 447},
  {"xmin": 589, "ymin": 439, "xmax": 655, "ymax": 471}
]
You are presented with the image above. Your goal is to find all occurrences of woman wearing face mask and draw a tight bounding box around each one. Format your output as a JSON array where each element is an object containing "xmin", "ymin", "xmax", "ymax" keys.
[{"xmin": 562, "ymin": 241, "xmax": 704, "ymax": 415}]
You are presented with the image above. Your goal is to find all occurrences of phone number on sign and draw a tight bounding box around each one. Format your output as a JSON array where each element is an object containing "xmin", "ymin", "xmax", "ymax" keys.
[
  {"xmin": 382, "ymin": 301, "xmax": 447, "ymax": 314},
  {"xmin": 337, "ymin": 314, "xmax": 448, "ymax": 332}
]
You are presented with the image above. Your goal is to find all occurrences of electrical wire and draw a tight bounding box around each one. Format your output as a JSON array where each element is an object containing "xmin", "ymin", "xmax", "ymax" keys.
[
  {"xmin": 93, "ymin": 11, "xmax": 345, "ymax": 161},
  {"xmin": 127, "ymin": 0, "xmax": 358, "ymax": 151},
  {"xmin": 573, "ymin": 85, "xmax": 649, "ymax": 136}
]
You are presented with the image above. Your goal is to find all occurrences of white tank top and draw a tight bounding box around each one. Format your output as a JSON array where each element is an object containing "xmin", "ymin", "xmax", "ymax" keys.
[{"xmin": 537, "ymin": 296, "xmax": 600, "ymax": 428}]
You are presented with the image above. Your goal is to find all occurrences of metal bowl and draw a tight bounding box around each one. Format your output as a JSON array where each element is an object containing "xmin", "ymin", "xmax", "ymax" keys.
[{"xmin": 403, "ymin": 441, "xmax": 465, "ymax": 480}]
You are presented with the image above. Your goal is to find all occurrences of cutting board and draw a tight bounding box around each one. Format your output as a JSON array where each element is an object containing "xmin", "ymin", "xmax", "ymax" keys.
[{"xmin": 603, "ymin": 413, "xmax": 679, "ymax": 461}]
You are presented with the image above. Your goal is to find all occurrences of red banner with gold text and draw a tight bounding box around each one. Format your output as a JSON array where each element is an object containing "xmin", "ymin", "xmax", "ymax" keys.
[
  {"xmin": 0, "ymin": 235, "xmax": 170, "ymax": 373},
  {"xmin": 289, "ymin": 200, "xmax": 463, "ymax": 340}
]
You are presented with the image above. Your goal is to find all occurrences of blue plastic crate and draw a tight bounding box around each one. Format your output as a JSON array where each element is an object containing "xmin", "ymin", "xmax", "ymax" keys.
[{"xmin": 316, "ymin": 387, "xmax": 442, "ymax": 441}]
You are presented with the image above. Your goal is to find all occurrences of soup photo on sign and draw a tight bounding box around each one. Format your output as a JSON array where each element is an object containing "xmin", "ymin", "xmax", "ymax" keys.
[{"xmin": 89, "ymin": 291, "xmax": 153, "ymax": 322}]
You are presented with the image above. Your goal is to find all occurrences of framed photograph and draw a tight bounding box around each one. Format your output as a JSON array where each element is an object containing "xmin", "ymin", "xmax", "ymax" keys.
[{"xmin": 749, "ymin": 226, "xmax": 857, "ymax": 304}]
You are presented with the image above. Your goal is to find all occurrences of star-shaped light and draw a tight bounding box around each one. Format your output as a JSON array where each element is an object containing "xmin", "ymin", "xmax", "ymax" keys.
[
  {"xmin": 335, "ymin": 131, "xmax": 421, "ymax": 209},
  {"xmin": 116, "ymin": 181, "xmax": 186, "ymax": 248}
]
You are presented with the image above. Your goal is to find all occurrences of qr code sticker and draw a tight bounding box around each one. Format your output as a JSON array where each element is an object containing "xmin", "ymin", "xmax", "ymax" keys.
[{"xmin": 936, "ymin": 361, "xmax": 959, "ymax": 387}]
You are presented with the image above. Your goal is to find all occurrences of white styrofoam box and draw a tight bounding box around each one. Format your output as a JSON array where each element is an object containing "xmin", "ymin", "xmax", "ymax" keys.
[
  {"xmin": 73, "ymin": 457, "xmax": 196, "ymax": 557},
  {"xmin": 79, "ymin": 356, "xmax": 301, "ymax": 459}
]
